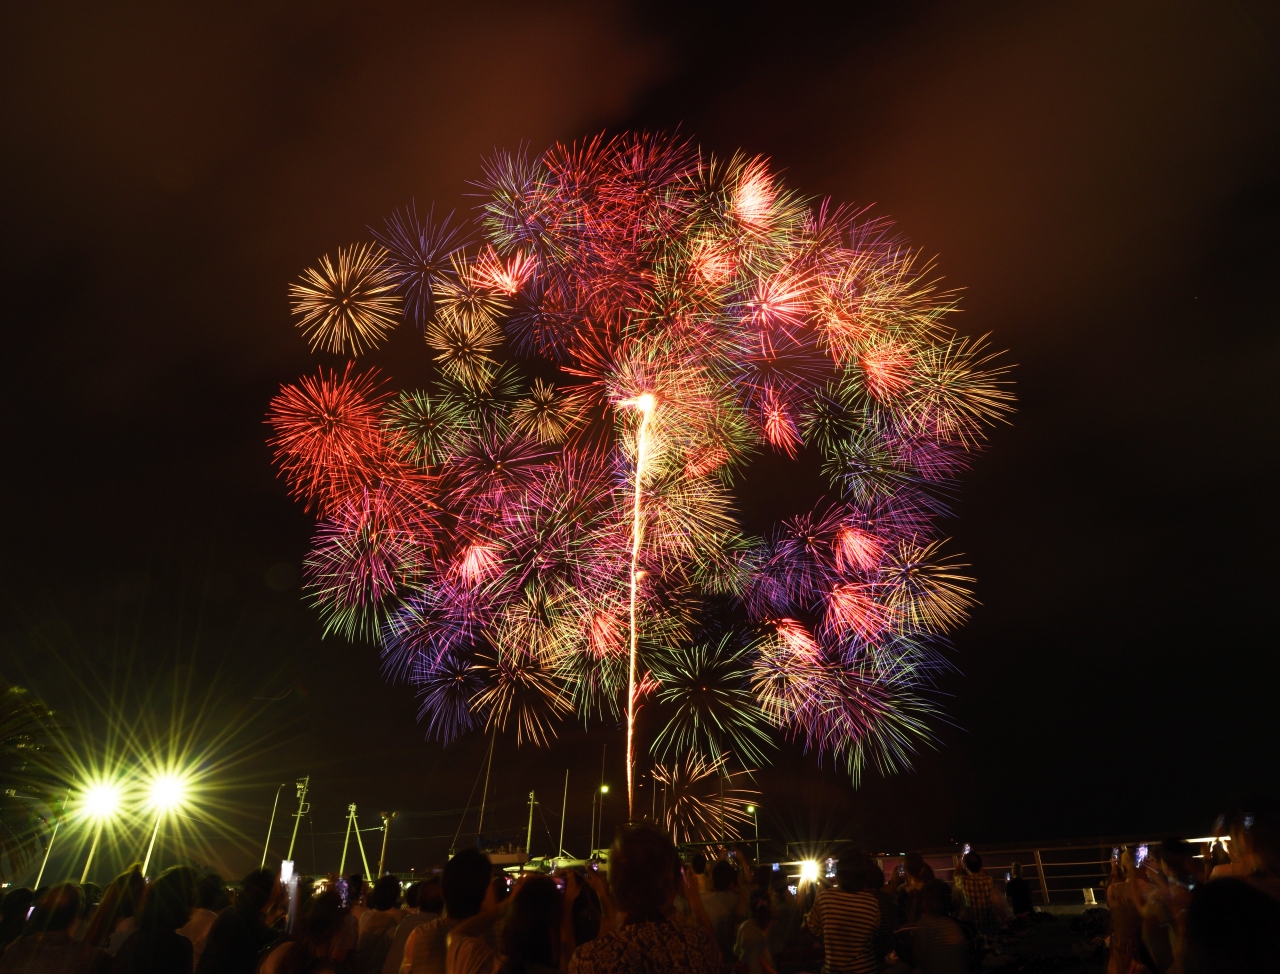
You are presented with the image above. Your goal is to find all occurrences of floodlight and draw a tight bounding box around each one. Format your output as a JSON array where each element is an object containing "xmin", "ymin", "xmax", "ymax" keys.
[
  {"xmin": 148, "ymin": 774, "xmax": 188, "ymax": 812},
  {"xmin": 82, "ymin": 782, "xmax": 122, "ymax": 820},
  {"xmin": 799, "ymin": 860, "xmax": 820, "ymax": 883}
]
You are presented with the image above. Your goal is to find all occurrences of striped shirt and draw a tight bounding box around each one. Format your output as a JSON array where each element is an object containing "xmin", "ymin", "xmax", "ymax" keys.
[{"xmin": 804, "ymin": 889, "xmax": 881, "ymax": 974}]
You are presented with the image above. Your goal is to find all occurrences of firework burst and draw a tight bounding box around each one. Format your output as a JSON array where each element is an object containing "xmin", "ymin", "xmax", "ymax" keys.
[
  {"xmin": 653, "ymin": 754, "xmax": 759, "ymax": 844},
  {"xmin": 269, "ymin": 133, "xmax": 1012, "ymax": 795},
  {"xmin": 289, "ymin": 243, "xmax": 402, "ymax": 356}
]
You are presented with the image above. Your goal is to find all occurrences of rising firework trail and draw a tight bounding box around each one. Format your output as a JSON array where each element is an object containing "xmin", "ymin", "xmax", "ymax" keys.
[
  {"xmin": 623, "ymin": 391, "xmax": 656, "ymax": 817},
  {"xmin": 267, "ymin": 133, "xmax": 1013, "ymax": 822}
]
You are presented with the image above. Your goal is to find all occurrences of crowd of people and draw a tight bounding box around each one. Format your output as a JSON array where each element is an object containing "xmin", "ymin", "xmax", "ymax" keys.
[{"xmin": 0, "ymin": 800, "xmax": 1277, "ymax": 974}]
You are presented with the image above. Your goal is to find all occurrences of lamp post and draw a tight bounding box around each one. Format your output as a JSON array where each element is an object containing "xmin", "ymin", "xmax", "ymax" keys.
[
  {"xmin": 597, "ymin": 785, "xmax": 609, "ymax": 855},
  {"xmin": 261, "ymin": 784, "xmax": 288, "ymax": 869},
  {"xmin": 34, "ymin": 792, "xmax": 70, "ymax": 890},
  {"xmin": 80, "ymin": 782, "xmax": 123, "ymax": 884},
  {"xmin": 142, "ymin": 774, "xmax": 187, "ymax": 877},
  {"xmin": 377, "ymin": 811, "xmax": 397, "ymax": 877},
  {"xmin": 746, "ymin": 804, "xmax": 759, "ymax": 857}
]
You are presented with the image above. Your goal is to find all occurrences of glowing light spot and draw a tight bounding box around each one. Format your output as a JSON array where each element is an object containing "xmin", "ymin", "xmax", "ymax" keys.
[
  {"xmin": 691, "ymin": 239, "xmax": 736, "ymax": 283},
  {"xmin": 835, "ymin": 527, "xmax": 883, "ymax": 573},
  {"xmin": 762, "ymin": 395, "xmax": 802, "ymax": 458},
  {"xmin": 734, "ymin": 160, "xmax": 775, "ymax": 228},
  {"xmin": 685, "ymin": 446, "xmax": 729, "ymax": 479},
  {"xmin": 475, "ymin": 246, "xmax": 534, "ymax": 295},
  {"xmin": 148, "ymin": 774, "xmax": 188, "ymax": 812},
  {"xmin": 82, "ymin": 782, "xmax": 122, "ymax": 820},
  {"xmin": 825, "ymin": 583, "xmax": 890, "ymax": 641},
  {"xmin": 860, "ymin": 345, "xmax": 914, "ymax": 401},
  {"xmin": 775, "ymin": 619, "xmax": 820, "ymax": 659},
  {"xmin": 589, "ymin": 611, "xmax": 623, "ymax": 658},
  {"xmin": 456, "ymin": 544, "xmax": 500, "ymax": 585}
]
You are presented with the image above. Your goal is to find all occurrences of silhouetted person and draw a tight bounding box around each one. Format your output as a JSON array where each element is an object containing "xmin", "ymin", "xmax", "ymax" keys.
[
  {"xmin": 496, "ymin": 876, "xmax": 561, "ymax": 974},
  {"xmin": 356, "ymin": 877, "xmax": 402, "ymax": 974},
  {"xmin": 699, "ymin": 861, "xmax": 741, "ymax": 961},
  {"xmin": 0, "ymin": 883, "xmax": 109, "ymax": 974},
  {"xmin": 896, "ymin": 854, "xmax": 940, "ymax": 925},
  {"xmin": 803, "ymin": 852, "xmax": 882, "ymax": 974},
  {"xmin": 382, "ymin": 883, "xmax": 435, "ymax": 974},
  {"xmin": 84, "ymin": 868, "xmax": 146, "ymax": 955},
  {"xmin": 734, "ymin": 890, "xmax": 775, "ymax": 974},
  {"xmin": 76, "ymin": 885, "xmax": 104, "ymax": 940},
  {"xmin": 569, "ymin": 824, "xmax": 719, "ymax": 974},
  {"xmin": 0, "ymin": 888, "xmax": 34, "ymax": 950},
  {"xmin": 910, "ymin": 881, "xmax": 968, "ymax": 974},
  {"xmin": 1107, "ymin": 854, "xmax": 1142, "ymax": 974},
  {"xmin": 399, "ymin": 849, "xmax": 492, "ymax": 974},
  {"xmin": 196, "ymin": 869, "xmax": 280, "ymax": 974},
  {"xmin": 1183, "ymin": 877, "xmax": 1280, "ymax": 974},
  {"xmin": 1142, "ymin": 838, "xmax": 1199, "ymax": 972},
  {"xmin": 861, "ymin": 857, "xmax": 898, "ymax": 965},
  {"xmin": 345, "ymin": 878, "xmax": 366, "ymax": 919},
  {"xmin": 179, "ymin": 875, "xmax": 228, "ymax": 970},
  {"xmin": 957, "ymin": 853, "xmax": 997, "ymax": 934},
  {"xmin": 689, "ymin": 854, "xmax": 708, "ymax": 895},
  {"xmin": 1005, "ymin": 863, "xmax": 1033, "ymax": 917},
  {"xmin": 113, "ymin": 866, "xmax": 196, "ymax": 974},
  {"xmin": 260, "ymin": 890, "xmax": 343, "ymax": 974}
]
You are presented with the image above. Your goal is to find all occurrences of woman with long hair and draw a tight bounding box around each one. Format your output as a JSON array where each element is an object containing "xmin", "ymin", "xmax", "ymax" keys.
[{"xmin": 82, "ymin": 866, "xmax": 146, "ymax": 955}]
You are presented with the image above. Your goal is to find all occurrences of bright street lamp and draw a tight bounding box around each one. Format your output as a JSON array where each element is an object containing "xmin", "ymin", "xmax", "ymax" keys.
[
  {"xmin": 590, "ymin": 784, "xmax": 611, "ymax": 855},
  {"xmin": 745, "ymin": 803, "xmax": 760, "ymax": 853},
  {"xmin": 80, "ymin": 781, "xmax": 123, "ymax": 884},
  {"xmin": 142, "ymin": 773, "xmax": 189, "ymax": 876}
]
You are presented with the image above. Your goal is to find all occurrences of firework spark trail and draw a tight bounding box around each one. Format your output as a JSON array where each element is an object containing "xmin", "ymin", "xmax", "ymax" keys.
[
  {"xmin": 623, "ymin": 392, "xmax": 655, "ymax": 818},
  {"xmin": 267, "ymin": 132, "xmax": 1013, "ymax": 809}
]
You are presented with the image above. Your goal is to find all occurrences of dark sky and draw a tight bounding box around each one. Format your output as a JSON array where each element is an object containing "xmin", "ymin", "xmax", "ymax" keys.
[{"xmin": 2, "ymin": 1, "xmax": 1278, "ymax": 880}]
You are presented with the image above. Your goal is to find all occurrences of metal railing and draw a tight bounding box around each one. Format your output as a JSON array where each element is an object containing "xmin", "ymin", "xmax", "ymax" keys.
[{"xmin": 786, "ymin": 837, "xmax": 1174, "ymax": 907}]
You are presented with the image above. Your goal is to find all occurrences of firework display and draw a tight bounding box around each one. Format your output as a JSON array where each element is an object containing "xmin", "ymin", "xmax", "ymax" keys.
[{"xmin": 268, "ymin": 134, "xmax": 1011, "ymax": 817}]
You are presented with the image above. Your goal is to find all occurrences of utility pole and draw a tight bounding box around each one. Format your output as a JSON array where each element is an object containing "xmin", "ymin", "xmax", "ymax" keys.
[
  {"xmin": 377, "ymin": 811, "xmax": 397, "ymax": 877},
  {"xmin": 339, "ymin": 804, "xmax": 354, "ymax": 876},
  {"xmin": 286, "ymin": 777, "xmax": 310, "ymax": 862},
  {"xmin": 339, "ymin": 804, "xmax": 373, "ymax": 879},
  {"xmin": 525, "ymin": 791, "xmax": 536, "ymax": 857}
]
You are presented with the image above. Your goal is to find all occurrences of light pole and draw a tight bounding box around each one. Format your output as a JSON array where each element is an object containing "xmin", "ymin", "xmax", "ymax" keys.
[
  {"xmin": 746, "ymin": 804, "xmax": 759, "ymax": 857},
  {"xmin": 286, "ymin": 777, "xmax": 310, "ymax": 863},
  {"xmin": 377, "ymin": 811, "xmax": 397, "ymax": 877},
  {"xmin": 34, "ymin": 792, "xmax": 69, "ymax": 890},
  {"xmin": 261, "ymin": 784, "xmax": 288, "ymax": 869},
  {"xmin": 597, "ymin": 785, "xmax": 609, "ymax": 854},
  {"xmin": 80, "ymin": 781, "xmax": 123, "ymax": 884},
  {"xmin": 142, "ymin": 774, "xmax": 188, "ymax": 877}
]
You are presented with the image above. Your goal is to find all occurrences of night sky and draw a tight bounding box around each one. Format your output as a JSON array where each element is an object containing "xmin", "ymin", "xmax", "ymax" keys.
[{"xmin": 3, "ymin": 1, "xmax": 1278, "ymax": 880}]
